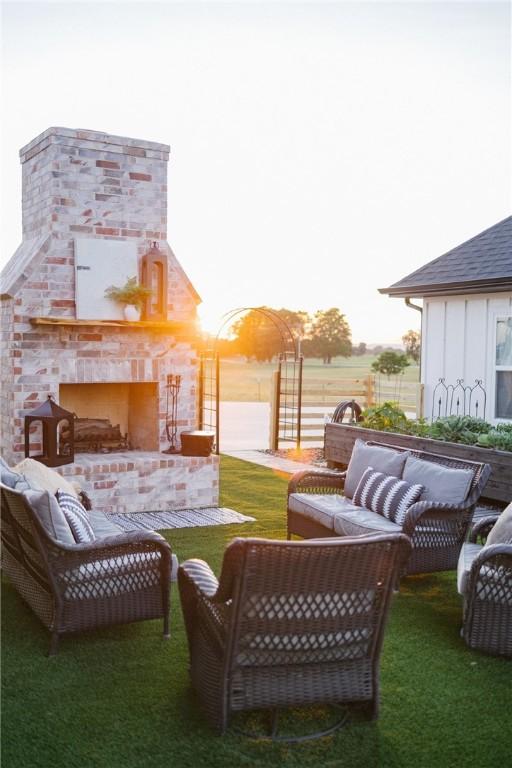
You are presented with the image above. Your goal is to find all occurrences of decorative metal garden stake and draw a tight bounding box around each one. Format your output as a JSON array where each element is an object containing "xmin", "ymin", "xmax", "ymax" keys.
[
  {"xmin": 163, "ymin": 374, "xmax": 182, "ymax": 454},
  {"xmin": 24, "ymin": 395, "xmax": 75, "ymax": 467}
]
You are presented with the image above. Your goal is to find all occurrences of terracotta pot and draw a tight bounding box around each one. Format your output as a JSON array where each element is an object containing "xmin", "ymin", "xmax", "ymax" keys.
[{"xmin": 123, "ymin": 304, "xmax": 141, "ymax": 321}]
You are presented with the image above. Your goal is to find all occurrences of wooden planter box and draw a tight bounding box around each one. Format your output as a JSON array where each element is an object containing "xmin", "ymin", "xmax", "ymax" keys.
[{"xmin": 324, "ymin": 422, "xmax": 512, "ymax": 505}]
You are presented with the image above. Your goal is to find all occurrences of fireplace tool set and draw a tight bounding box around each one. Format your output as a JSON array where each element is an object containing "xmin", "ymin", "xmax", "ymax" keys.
[{"xmin": 163, "ymin": 374, "xmax": 182, "ymax": 454}]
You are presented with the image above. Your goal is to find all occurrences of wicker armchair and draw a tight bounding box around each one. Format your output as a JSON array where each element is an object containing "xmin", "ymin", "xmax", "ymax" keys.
[
  {"xmin": 1, "ymin": 484, "xmax": 172, "ymax": 655},
  {"xmin": 178, "ymin": 533, "xmax": 410, "ymax": 739},
  {"xmin": 458, "ymin": 514, "xmax": 512, "ymax": 657},
  {"xmin": 287, "ymin": 443, "xmax": 491, "ymax": 576}
]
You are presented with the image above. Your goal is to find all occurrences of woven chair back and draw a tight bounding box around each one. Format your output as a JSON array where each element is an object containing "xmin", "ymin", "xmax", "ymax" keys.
[{"xmin": 223, "ymin": 534, "xmax": 409, "ymax": 669}]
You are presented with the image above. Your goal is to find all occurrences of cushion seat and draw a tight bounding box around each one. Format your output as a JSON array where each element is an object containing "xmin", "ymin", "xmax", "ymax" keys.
[
  {"xmin": 288, "ymin": 493, "xmax": 361, "ymax": 530},
  {"xmin": 457, "ymin": 543, "xmax": 482, "ymax": 594},
  {"xmin": 89, "ymin": 511, "xmax": 126, "ymax": 538},
  {"xmin": 333, "ymin": 507, "xmax": 402, "ymax": 537}
]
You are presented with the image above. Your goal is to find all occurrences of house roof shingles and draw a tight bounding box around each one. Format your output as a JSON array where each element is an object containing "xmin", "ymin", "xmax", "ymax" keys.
[{"xmin": 380, "ymin": 215, "xmax": 512, "ymax": 298}]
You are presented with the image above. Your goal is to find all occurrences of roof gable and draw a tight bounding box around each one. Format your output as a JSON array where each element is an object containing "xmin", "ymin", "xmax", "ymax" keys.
[{"xmin": 380, "ymin": 215, "xmax": 512, "ymax": 297}]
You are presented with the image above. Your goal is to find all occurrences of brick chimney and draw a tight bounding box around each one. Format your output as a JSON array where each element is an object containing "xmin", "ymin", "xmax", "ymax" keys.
[{"xmin": 0, "ymin": 129, "xmax": 219, "ymax": 515}]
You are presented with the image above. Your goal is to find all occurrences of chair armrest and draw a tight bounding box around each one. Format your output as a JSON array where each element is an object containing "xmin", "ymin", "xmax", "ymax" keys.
[
  {"xmin": 470, "ymin": 542, "xmax": 512, "ymax": 573},
  {"xmin": 401, "ymin": 499, "xmax": 470, "ymax": 536},
  {"xmin": 178, "ymin": 558, "xmax": 219, "ymax": 599},
  {"xmin": 288, "ymin": 469, "xmax": 346, "ymax": 495},
  {"xmin": 178, "ymin": 558, "xmax": 229, "ymax": 653},
  {"xmin": 48, "ymin": 530, "xmax": 172, "ymax": 578},
  {"xmin": 469, "ymin": 515, "xmax": 501, "ymax": 544},
  {"xmin": 467, "ymin": 543, "xmax": 512, "ymax": 600}
]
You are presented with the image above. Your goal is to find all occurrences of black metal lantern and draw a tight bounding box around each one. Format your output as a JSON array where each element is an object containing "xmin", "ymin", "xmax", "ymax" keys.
[
  {"xmin": 24, "ymin": 395, "xmax": 74, "ymax": 467},
  {"xmin": 141, "ymin": 241, "xmax": 168, "ymax": 321}
]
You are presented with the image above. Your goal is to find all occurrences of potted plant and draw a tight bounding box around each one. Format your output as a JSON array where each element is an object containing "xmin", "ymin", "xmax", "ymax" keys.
[{"xmin": 104, "ymin": 276, "xmax": 153, "ymax": 321}]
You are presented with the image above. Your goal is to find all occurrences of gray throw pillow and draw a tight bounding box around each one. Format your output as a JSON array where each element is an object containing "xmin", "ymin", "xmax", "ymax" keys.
[
  {"xmin": 402, "ymin": 456, "xmax": 473, "ymax": 504},
  {"xmin": 23, "ymin": 489, "xmax": 75, "ymax": 545},
  {"xmin": 485, "ymin": 503, "xmax": 512, "ymax": 546},
  {"xmin": 0, "ymin": 456, "xmax": 30, "ymax": 491},
  {"xmin": 344, "ymin": 439, "xmax": 409, "ymax": 499}
]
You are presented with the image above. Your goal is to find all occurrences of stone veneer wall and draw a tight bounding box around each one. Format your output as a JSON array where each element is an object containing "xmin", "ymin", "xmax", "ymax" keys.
[{"xmin": 0, "ymin": 128, "xmax": 218, "ymax": 512}]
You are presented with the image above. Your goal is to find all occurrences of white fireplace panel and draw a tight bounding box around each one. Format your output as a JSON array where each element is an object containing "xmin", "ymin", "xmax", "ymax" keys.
[{"xmin": 75, "ymin": 239, "xmax": 138, "ymax": 320}]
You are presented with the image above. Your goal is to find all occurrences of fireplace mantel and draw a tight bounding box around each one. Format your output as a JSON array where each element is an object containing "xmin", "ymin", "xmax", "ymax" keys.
[{"xmin": 30, "ymin": 317, "xmax": 195, "ymax": 331}]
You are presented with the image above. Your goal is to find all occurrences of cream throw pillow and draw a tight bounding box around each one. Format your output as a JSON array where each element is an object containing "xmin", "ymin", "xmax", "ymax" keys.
[{"xmin": 13, "ymin": 458, "xmax": 78, "ymax": 498}]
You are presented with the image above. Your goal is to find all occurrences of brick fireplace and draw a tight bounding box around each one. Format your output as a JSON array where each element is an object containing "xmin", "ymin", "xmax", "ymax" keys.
[{"xmin": 0, "ymin": 127, "xmax": 219, "ymax": 513}]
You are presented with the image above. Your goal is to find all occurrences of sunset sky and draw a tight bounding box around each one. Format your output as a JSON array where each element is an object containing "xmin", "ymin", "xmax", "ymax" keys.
[{"xmin": 1, "ymin": 1, "xmax": 510, "ymax": 342}]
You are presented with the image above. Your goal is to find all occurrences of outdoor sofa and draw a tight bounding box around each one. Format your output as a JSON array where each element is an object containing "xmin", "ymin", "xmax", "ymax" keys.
[
  {"xmin": 457, "ymin": 504, "xmax": 512, "ymax": 657},
  {"xmin": 1, "ymin": 473, "xmax": 172, "ymax": 655},
  {"xmin": 287, "ymin": 439, "xmax": 492, "ymax": 576}
]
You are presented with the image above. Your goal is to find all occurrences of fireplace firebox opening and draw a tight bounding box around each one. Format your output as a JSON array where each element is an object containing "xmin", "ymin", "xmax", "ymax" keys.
[{"xmin": 59, "ymin": 383, "xmax": 159, "ymax": 453}]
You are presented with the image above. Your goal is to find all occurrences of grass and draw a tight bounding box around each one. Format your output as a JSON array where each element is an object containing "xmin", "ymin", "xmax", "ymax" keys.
[
  {"xmin": 220, "ymin": 355, "xmax": 419, "ymax": 402},
  {"xmin": 2, "ymin": 455, "xmax": 510, "ymax": 768}
]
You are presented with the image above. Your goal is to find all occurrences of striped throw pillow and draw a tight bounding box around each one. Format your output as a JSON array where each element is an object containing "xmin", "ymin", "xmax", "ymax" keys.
[
  {"xmin": 55, "ymin": 490, "xmax": 95, "ymax": 543},
  {"xmin": 353, "ymin": 468, "xmax": 424, "ymax": 526}
]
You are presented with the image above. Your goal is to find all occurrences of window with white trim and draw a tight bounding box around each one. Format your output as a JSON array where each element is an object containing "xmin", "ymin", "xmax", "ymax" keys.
[{"xmin": 495, "ymin": 316, "xmax": 512, "ymax": 420}]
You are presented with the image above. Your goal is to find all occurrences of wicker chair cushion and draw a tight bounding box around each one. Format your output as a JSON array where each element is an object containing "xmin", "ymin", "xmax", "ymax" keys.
[
  {"xmin": 23, "ymin": 488, "xmax": 76, "ymax": 544},
  {"xmin": 56, "ymin": 491, "xmax": 95, "ymax": 543},
  {"xmin": 485, "ymin": 503, "xmax": 512, "ymax": 546},
  {"xmin": 344, "ymin": 439, "xmax": 409, "ymax": 499},
  {"xmin": 457, "ymin": 543, "xmax": 482, "ymax": 594},
  {"xmin": 333, "ymin": 507, "xmax": 402, "ymax": 537},
  {"xmin": 14, "ymin": 458, "xmax": 79, "ymax": 498},
  {"xmin": 288, "ymin": 493, "xmax": 361, "ymax": 530},
  {"xmin": 352, "ymin": 468, "xmax": 423, "ymax": 525},
  {"xmin": 61, "ymin": 552, "xmax": 161, "ymax": 599},
  {"xmin": 402, "ymin": 456, "xmax": 473, "ymax": 504},
  {"xmin": 1, "ymin": 457, "xmax": 31, "ymax": 491},
  {"xmin": 88, "ymin": 511, "xmax": 126, "ymax": 538}
]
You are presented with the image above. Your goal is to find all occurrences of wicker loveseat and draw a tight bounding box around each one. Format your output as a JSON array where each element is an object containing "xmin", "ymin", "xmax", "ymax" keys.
[
  {"xmin": 178, "ymin": 534, "xmax": 410, "ymax": 738},
  {"xmin": 1, "ymin": 483, "xmax": 172, "ymax": 655},
  {"xmin": 457, "ymin": 506, "xmax": 512, "ymax": 657},
  {"xmin": 287, "ymin": 440, "xmax": 491, "ymax": 576}
]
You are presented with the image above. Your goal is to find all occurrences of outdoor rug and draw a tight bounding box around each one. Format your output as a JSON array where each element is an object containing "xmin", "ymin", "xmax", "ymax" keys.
[{"xmin": 107, "ymin": 506, "xmax": 255, "ymax": 532}]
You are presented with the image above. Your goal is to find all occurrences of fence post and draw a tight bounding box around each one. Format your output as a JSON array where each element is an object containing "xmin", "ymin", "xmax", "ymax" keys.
[
  {"xmin": 269, "ymin": 370, "xmax": 280, "ymax": 450},
  {"xmin": 365, "ymin": 375, "xmax": 375, "ymax": 407},
  {"xmin": 416, "ymin": 383, "xmax": 425, "ymax": 419}
]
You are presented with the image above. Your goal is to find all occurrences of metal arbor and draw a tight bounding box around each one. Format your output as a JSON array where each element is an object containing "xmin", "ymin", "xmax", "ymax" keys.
[{"xmin": 198, "ymin": 308, "xmax": 304, "ymax": 454}]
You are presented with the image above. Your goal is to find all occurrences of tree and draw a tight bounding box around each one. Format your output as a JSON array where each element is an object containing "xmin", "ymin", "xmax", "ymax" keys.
[
  {"xmin": 352, "ymin": 341, "xmax": 367, "ymax": 356},
  {"xmin": 371, "ymin": 351, "xmax": 410, "ymax": 377},
  {"xmin": 307, "ymin": 308, "xmax": 352, "ymax": 364},
  {"xmin": 231, "ymin": 307, "xmax": 310, "ymax": 362},
  {"xmin": 402, "ymin": 329, "xmax": 421, "ymax": 363}
]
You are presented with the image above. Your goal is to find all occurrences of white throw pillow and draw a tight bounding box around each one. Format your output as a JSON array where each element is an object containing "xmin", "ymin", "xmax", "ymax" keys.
[{"xmin": 13, "ymin": 458, "xmax": 79, "ymax": 498}]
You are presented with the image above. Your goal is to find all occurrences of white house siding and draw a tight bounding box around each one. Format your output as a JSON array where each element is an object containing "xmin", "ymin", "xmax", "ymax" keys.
[{"xmin": 421, "ymin": 292, "xmax": 512, "ymax": 422}]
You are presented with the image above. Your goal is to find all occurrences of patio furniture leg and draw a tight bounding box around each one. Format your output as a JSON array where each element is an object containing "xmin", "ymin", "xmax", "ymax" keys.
[
  {"xmin": 48, "ymin": 632, "xmax": 60, "ymax": 657},
  {"xmin": 163, "ymin": 611, "xmax": 170, "ymax": 639}
]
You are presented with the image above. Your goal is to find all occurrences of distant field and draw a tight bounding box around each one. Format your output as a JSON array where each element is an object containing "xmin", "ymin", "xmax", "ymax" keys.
[{"xmin": 219, "ymin": 355, "xmax": 420, "ymax": 402}]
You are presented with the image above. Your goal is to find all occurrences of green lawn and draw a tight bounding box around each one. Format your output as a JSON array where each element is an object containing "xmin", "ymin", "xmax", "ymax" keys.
[
  {"xmin": 220, "ymin": 355, "xmax": 419, "ymax": 402},
  {"xmin": 2, "ymin": 456, "xmax": 510, "ymax": 768}
]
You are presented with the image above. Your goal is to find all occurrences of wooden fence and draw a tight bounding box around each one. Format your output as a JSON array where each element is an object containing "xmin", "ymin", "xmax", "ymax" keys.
[{"xmin": 270, "ymin": 375, "xmax": 423, "ymax": 446}]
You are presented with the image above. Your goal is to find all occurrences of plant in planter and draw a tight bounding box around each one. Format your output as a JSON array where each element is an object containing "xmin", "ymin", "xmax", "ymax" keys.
[
  {"xmin": 104, "ymin": 276, "xmax": 153, "ymax": 321},
  {"xmin": 428, "ymin": 415, "xmax": 492, "ymax": 445},
  {"xmin": 361, "ymin": 402, "xmax": 430, "ymax": 437}
]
